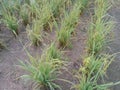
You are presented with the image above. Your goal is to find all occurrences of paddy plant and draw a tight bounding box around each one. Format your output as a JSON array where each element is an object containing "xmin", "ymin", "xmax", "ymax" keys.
[
  {"xmin": 26, "ymin": 20, "xmax": 43, "ymax": 46},
  {"xmin": 57, "ymin": 0, "xmax": 82, "ymax": 47},
  {"xmin": 87, "ymin": 0, "xmax": 113, "ymax": 55},
  {"xmin": 40, "ymin": 1, "xmax": 53, "ymax": 30},
  {"xmin": 2, "ymin": 12, "xmax": 19, "ymax": 36},
  {"xmin": 28, "ymin": 0, "xmax": 53, "ymax": 31},
  {"xmin": 80, "ymin": 55, "xmax": 113, "ymax": 77},
  {"xmin": 74, "ymin": 54, "xmax": 119, "ymax": 90},
  {"xmin": 49, "ymin": 0, "xmax": 64, "ymax": 18},
  {"xmin": 19, "ymin": 51, "xmax": 63, "ymax": 90},
  {"xmin": 45, "ymin": 43, "xmax": 62, "ymax": 60},
  {"xmin": 62, "ymin": 0, "xmax": 82, "ymax": 30},
  {"xmin": 57, "ymin": 25, "xmax": 73, "ymax": 47},
  {"xmin": 20, "ymin": 4, "xmax": 30, "ymax": 26}
]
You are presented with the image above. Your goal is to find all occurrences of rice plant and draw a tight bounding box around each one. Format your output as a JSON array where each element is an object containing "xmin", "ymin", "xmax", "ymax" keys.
[
  {"xmin": 0, "ymin": 0, "xmax": 21, "ymax": 36},
  {"xmin": 39, "ymin": 1, "xmax": 53, "ymax": 30},
  {"xmin": 80, "ymin": 55, "xmax": 113, "ymax": 77},
  {"xmin": 81, "ymin": 0, "xmax": 89, "ymax": 9},
  {"xmin": 57, "ymin": 0, "xmax": 82, "ymax": 47},
  {"xmin": 74, "ymin": 54, "xmax": 120, "ymax": 90},
  {"xmin": 62, "ymin": 0, "xmax": 82, "ymax": 30},
  {"xmin": 20, "ymin": 4, "xmax": 30, "ymax": 26},
  {"xmin": 75, "ymin": 70, "xmax": 120, "ymax": 90},
  {"xmin": 49, "ymin": 0, "xmax": 63, "ymax": 18},
  {"xmin": 2, "ymin": 12, "xmax": 19, "ymax": 36},
  {"xmin": 57, "ymin": 25, "xmax": 73, "ymax": 47},
  {"xmin": 19, "ymin": 50, "xmax": 63, "ymax": 90},
  {"xmin": 44, "ymin": 43, "xmax": 62, "ymax": 60},
  {"xmin": 87, "ymin": 0, "xmax": 113, "ymax": 55},
  {"xmin": 26, "ymin": 20, "xmax": 43, "ymax": 46}
]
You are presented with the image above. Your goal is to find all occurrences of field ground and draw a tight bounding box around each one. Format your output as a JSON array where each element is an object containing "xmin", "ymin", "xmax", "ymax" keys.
[
  {"xmin": 0, "ymin": 1, "xmax": 120, "ymax": 90},
  {"xmin": 106, "ymin": 5, "xmax": 120, "ymax": 90},
  {"xmin": 0, "ymin": 5, "xmax": 89, "ymax": 90}
]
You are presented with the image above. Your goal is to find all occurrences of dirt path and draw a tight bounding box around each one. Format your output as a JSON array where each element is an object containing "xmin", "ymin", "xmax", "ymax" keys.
[{"xmin": 107, "ymin": 6, "xmax": 120, "ymax": 90}]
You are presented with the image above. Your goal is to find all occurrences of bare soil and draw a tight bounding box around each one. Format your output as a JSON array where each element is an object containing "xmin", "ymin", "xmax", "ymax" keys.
[{"xmin": 106, "ymin": 5, "xmax": 120, "ymax": 90}]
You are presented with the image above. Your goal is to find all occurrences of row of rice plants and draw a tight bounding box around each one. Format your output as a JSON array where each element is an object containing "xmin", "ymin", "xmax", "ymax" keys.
[
  {"xmin": 56, "ymin": 0, "xmax": 84, "ymax": 48},
  {"xmin": 1, "ymin": 0, "xmax": 20, "ymax": 36},
  {"xmin": 18, "ymin": 0, "xmax": 89, "ymax": 90},
  {"xmin": 76, "ymin": 0, "xmax": 120, "ymax": 90},
  {"xmin": 87, "ymin": 0, "xmax": 113, "ymax": 55},
  {"xmin": 0, "ymin": 0, "xmax": 67, "ymax": 46}
]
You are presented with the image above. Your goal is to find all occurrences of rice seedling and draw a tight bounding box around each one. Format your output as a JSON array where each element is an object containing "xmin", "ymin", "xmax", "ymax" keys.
[
  {"xmin": 2, "ymin": 12, "xmax": 19, "ymax": 36},
  {"xmin": 38, "ymin": 0, "xmax": 53, "ymax": 31},
  {"xmin": 26, "ymin": 20, "xmax": 43, "ymax": 46},
  {"xmin": 75, "ymin": 70, "xmax": 120, "ymax": 90},
  {"xmin": 0, "ymin": 0, "xmax": 21, "ymax": 36},
  {"xmin": 20, "ymin": 4, "xmax": 30, "ymax": 26},
  {"xmin": 28, "ymin": 0, "xmax": 53, "ymax": 31},
  {"xmin": 56, "ymin": 0, "xmax": 82, "ymax": 47},
  {"xmin": 81, "ymin": 0, "xmax": 89, "ymax": 9},
  {"xmin": 19, "ymin": 50, "xmax": 63, "ymax": 90},
  {"xmin": 49, "ymin": 0, "xmax": 64, "ymax": 18},
  {"xmin": 57, "ymin": 25, "xmax": 73, "ymax": 47},
  {"xmin": 44, "ymin": 43, "xmax": 62, "ymax": 60},
  {"xmin": 73, "ymin": 54, "xmax": 120, "ymax": 90},
  {"xmin": 87, "ymin": 0, "xmax": 113, "ymax": 55},
  {"xmin": 62, "ymin": 0, "xmax": 82, "ymax": 30},
  {"xmin": 80, "ymin": 55, "xmax": 113, "ymax": 77}
]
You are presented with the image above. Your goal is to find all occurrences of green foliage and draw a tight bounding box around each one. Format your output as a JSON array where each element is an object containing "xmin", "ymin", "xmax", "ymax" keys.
[
  {"xmin": 2, "ymin": 12, "xmax": 18, "ymax": 36},
  {"xmin": 57, "ymin": 0, "xmax": 82, "ymax": 47},
  {"xmin": 45, "ymin": 43, "xmax": 62, "ymax": 60},
  {"xmin": 20, "ymin": 4, "xmax": 29, "ymax": 26},
  {"xmin": 26, "ymin": 20, "xmax": 43, "ymax": 46},
  {"xmin": 19, "ymin": 51, "xmax": 63, "ymax": 90},
  {"xmin": 0, "ymin": 0, "xmax": 21, "ymax": 36},
  {"xmin": 87, "ymin": 0, "xmax": 113, "ymax": 55},
  {"xmin": 74, "ymin": 54, "xmax": 120, "ymax": 90}
]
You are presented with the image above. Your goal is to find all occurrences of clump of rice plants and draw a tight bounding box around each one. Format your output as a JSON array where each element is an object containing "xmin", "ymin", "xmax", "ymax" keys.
[
  {"xmin": 44, "ymin": 43, "xmax": 62, "ymax": 60},
  {"xmin": 49, "ymin": 0, "xmax": 63, "ymax": 18},
  {"xmin": 1, "ymin": 0, "xmax": 20, "ymax": 36},
  {"xmin": 40, "ymin": 1, "xmax": 53, "ymax": 30},
  {"xmin": 2, "ymin": 12, "xmax": 19, "ymax": 36},
  {"xmin": 87, "ymin": 0, "xmax": 113, "ymax": 55},
  {"xmin": 28, "ymin": 0, "xmax": 52, "ymax": 31},
  {"xmin": 20, "ymin": 4, "xmax": 30, "ymax": 26},
  {"xmin": 19, "ymin": 50, "xmax": 63, "ymax": 90},
  {"xmin": 80, "ymin": 55, "xmax": 113, "ymax": 77},
  {"xmin": 57, "ymin": 0, "xmax": 82, "ymax": 47},
  {"xmin": 74, "ymin": 54, "xmax": 120, "ymax": 90},
  {"xmin": 26, "ymin": 20, "xmax": 43, "ymax": 46}
]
